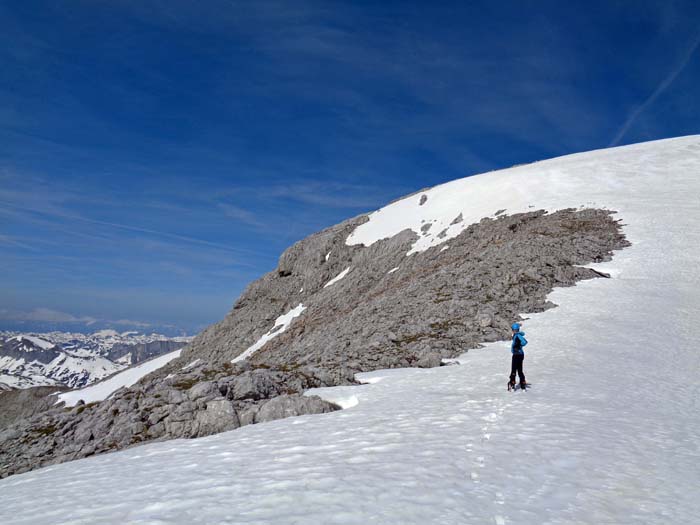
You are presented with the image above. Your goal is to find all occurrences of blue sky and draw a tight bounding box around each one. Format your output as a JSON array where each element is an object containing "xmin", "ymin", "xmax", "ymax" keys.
[{"xmin": 1, "ymin": 0, "xmax": 699, "ymax": 334}]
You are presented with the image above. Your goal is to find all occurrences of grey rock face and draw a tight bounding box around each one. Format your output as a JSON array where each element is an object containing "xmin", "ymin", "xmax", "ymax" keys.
[
  {"xmin": 107, "ymin": 340, "xmax": 188, "ymax": 365},
  {"xmin": 0, "ymin": 386, "xmax": 68, "ymax": 429},
  {"xmin": 187, "ymin": 381, "xmax": 220, "ymax": 401},
  {"xmin": 0, "ymin": 207, "xmax": 630, "ymax": 478},
  {"xmin": 176, "ymin": 208, "xmax": 628, "ymax": 381}
]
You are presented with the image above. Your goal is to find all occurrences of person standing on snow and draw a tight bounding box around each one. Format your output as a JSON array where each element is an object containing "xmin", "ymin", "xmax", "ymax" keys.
[{"xmin": 508, "ymin": 323, "xmax": 528, "ymax": 391}]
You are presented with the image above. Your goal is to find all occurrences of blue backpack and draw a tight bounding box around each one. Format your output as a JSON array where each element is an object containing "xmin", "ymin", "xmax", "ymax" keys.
[{"xmin": 512, "ymin": 332, "xmax": 527, "ymax": 354}]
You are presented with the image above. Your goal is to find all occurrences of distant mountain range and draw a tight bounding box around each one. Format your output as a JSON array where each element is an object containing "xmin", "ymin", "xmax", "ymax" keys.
[
  {"xmin": 0, "ymin": 330, "xmax": 192, "ymax": 390},
  {"xmin": 0, "ymin": 318, "xmax": 195, "ymax": 338}
]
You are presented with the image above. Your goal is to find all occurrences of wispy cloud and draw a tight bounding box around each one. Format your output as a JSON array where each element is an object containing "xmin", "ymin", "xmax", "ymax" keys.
[
  {"xmin": 0, "ymin": 307, "xmax": 97, "ymax": 325},
  {"xmin": 0, "ymin": 233, "xmax": 36, "ymax": 251},
  {"xmin": 0, "ymin": 199, "xmax": 249, "ymax": 255},
  {"xmin": 216, "ymin": 203, "xmax": 266, "ymax": 228},
  {"xmin": 264, "ymin": 181, "xmax": 394, "ymax": 210},
  {"xmin": 610, "ymin": 30, "xmax": 700, "ymax": 147},
  {"xmin": 111, "ymin": 318, "xmax": 152, "ymax": 328},
  {"xmin": 0, "ymin": 307, "xmax": 155, "ymax": 329}
]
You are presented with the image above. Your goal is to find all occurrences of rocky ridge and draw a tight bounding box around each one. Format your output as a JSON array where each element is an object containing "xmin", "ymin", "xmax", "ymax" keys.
[
  {"xmin": 0, "ymin": 207, "xmax": 629, "ymax": 478},
  {"xmin": 106, "ymin": 340, "xmax": 188, "ymax": 366}
]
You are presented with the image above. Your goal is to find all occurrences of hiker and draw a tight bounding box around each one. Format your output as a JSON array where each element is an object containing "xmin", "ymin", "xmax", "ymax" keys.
[{"xmin": 508, "ymin": 322, "xmax": 528, "ymax": 390}]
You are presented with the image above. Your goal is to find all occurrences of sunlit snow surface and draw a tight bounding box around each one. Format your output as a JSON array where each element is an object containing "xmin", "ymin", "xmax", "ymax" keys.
[{"xmin": 2, "ymin": 137, "xmax": 700, "ymax": 524}]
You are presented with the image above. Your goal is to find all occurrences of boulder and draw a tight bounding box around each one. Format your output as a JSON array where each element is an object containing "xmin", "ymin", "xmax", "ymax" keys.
[
  {"xmin": 255, "ymin": 394, "xmax": 339, "ymax": 424},
  {"xmin": 187, "ymin": 382, "xmax": 219, "ymax": 401},
  {"xmin": 416, "ymin": 352, "xmax": 442, "ymax": 368},
  {"xmin": 231, "ymin": 370, "xmax": 279, "ymax": 401},
  {"xmin": 194, "ymin": 399, "xmax": 240, "ymax": 436}
]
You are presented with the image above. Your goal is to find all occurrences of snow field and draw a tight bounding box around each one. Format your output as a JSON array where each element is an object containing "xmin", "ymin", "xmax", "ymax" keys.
[{"xmin": 1, "ymin": 137, "xmax": 699, "ymax": 524}]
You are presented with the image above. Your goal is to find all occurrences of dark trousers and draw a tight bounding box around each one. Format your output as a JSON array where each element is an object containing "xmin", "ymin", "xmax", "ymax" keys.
[{"xmin": 510, "ymin": 353, "xmax": 525, "ymax": 385}]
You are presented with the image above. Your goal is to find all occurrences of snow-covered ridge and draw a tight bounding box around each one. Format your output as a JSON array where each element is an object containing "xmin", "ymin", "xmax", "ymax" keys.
[
  {"xmin": 1, "ymin": 330, "xmax": 192, "ymax": 353},
  {"xmin": 9, "ymin": 335, "xmax": 55, "ymax": 350},
  {"xmin": 346, "ymin": 136, "xmax": 699, "ymax": 254}
]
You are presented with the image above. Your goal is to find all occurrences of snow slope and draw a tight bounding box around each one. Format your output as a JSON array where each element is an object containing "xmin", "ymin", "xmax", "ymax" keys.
[
  {"xmin": 2, "ymin": 136, "xmax": 700, "ymax": 524},
  {"xmin": 56, "ymin": 349, "xmax": 183, "ymax": 407}
]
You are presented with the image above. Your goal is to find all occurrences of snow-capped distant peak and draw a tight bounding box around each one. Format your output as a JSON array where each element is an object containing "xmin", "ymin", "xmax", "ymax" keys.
[
  {"xmin": 11, "ymin": 335, "xmax": 55, "ymax": 350},
  {"xmin": 1, "ymin": 330, "xmax": 193, "ymax": 390}
]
